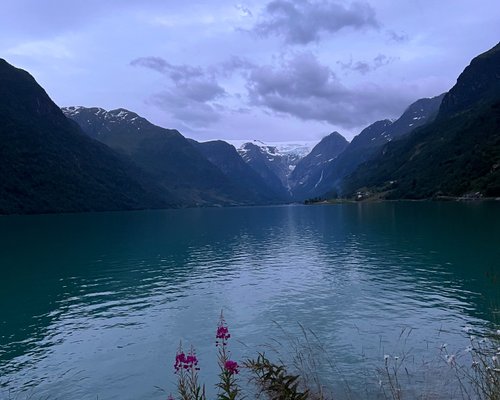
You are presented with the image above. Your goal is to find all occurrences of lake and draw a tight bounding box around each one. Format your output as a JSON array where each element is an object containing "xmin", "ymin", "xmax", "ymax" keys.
[{"xmin": 0, "ymin": 202, "xmax": 499, "ymax": 399}]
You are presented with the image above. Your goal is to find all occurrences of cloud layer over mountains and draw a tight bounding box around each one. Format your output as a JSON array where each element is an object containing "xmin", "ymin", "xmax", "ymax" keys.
[{"xmin": 1, "ymin": 0, "xmax": 499, "ymax": 140}]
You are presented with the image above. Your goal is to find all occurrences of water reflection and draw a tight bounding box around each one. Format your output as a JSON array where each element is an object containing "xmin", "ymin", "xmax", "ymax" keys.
[{"xmin": 0, "ymin": 202, "xmax": 499, "ymax": 399}]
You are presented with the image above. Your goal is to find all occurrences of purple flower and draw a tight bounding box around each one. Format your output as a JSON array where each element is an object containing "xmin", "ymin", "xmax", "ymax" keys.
[
  {"xmin": 174, "ymin": 351, "xmax": 186, "ymax": 372},
  {"xmin": 186, "ymin": 354, "xmax": 199, "ymax": 366},
  {"xmin": 174, "ymin": 349, "xmax": 199, "ymax": 373},
  {"xmin": 224, "ymin": 360, "xmax": 239, "ymax": 375},
  {"xmin": 216, "ymin": 313, "xmax": 231, "ymax": 346}
]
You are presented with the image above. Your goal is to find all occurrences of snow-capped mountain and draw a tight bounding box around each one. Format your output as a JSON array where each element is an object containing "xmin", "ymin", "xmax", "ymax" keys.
[
  {"xmin": 63, "ymin": 106, "xmax": 280, "ymax": 206},
  {"xmin": 228, "ymin": 140, "xmax": 315, "ymax": 196},
  {"xmin": 229, "ymin": 140, "xmax": 314, "ymax": 159},
  {"xmin": 297, "ymin": 93, "xmax": 446, "ymax": 200},
  {"xmin": 62, "ymin": 107, "xmax": 152, "ymax": 143},
  {"xmin": 289, "ymin": 132, "xmax": 349, "ymax": 199},
  {"xmin": 0, "ymin": 61, "xmax": 170, "ymax": 214}
]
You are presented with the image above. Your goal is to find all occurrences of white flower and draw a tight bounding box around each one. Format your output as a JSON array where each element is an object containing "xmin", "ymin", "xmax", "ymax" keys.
[
  {"xmin": 440, "ymin": 343, "xmax": 448, "ymax": 350},
  {"xmin": 446, "ymin": 355, "xmax": 456, "ymax": 365},
  {"xmin": 465, "ymin": 346, "xmax": 473, "ymax": 353},
  {"xmin": 384, "ymin": 355, "xmax": 390, "ymax": 361}
]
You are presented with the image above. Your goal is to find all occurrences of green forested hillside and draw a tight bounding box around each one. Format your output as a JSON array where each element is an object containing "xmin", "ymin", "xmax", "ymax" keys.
[
  {"xmin": 64, "ymin": 107, "xmax": 272, "ymax": 206},
  {"xmin": 0, "ymin": 59, "xmax": 171, "ymax": 214},
  {"xmin": 338, "ymin": 42, "xmax": 500, "ymax": 200}
]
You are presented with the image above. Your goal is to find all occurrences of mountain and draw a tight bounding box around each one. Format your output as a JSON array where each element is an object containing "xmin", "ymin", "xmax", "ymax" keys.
[
  {"xmin": 341, "ymin": 42, "xmax": 500, "ymax": 199},
  {"xmin": 305, "ymin": 93, "xmax": 445, "ymax": 199},
  {"xmin": 235, "ymin": 142, "xmax": 291, "ymax": 198},
  {"xmin": 0, "ymin": 59, "xmax": 171, "ymax": 215},
  {"xmin": 63, "ymin": 107, "xmax": 259, "ymax": 206},
  {"xmin": 188, "ymin": 139, "xmax": 288, "ymax": 203},
  {"xmin": 439, "ymin": 44, "xmax": 500, "ymax": 118},
  {"xmin": 288, "ymin": 132, "xmax": 349, "ymax": 200}
]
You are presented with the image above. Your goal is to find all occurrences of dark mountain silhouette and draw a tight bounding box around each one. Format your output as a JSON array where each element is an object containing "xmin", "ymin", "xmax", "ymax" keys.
[{"xmin": 0, "ymin": 59, "xmax": 171, "ymax": 215}]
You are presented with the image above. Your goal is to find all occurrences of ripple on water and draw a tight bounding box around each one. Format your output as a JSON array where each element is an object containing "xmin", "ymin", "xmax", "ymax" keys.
[{"xmin": 1, "ymin": 203, "xmax": 499, "ymax": 399}]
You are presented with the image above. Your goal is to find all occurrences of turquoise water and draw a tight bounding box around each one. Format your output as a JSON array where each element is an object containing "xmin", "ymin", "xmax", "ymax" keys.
[{"xmin": 0, "ymin": 202, "xmax": 499, "ymax": 399}]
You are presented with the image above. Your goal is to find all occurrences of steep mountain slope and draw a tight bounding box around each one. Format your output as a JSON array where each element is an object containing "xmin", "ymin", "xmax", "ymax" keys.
[
  {"xmin": 289, "ymin": 132, "xmax": 348, "ymax": 200},
  {"xmin": 341, "ymin": 42, "xmax": 500, "ymax": 199},
  {"xmin": 237, "ymin": 142, "xmax": 294, "ymax": 198},
  {"xmin": 189, "ymin": 140, "xmax": 287, "ymax": 203},
  {"xmin": 307, "ymin": 94, "xmax": 445, "ymax": 199},
  {"xmin": 63, "ymin": 107, "xmax": 257, "ymax": 206},
  {"xmin": 439, "ymin": 43, "xmax": 500, "ymax": 118},
  {"xmin": 0, "ymin": 59, "xmax": 170, "ymax": 215}
]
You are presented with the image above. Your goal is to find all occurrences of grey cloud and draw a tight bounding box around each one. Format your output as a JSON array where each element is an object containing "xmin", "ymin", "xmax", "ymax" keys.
[
  {"xmin": 131, "ymin": 57, "xmax": 205, "ymax": 83},
  {"xmin": 131, "ymin": 56, "xmax": 226, "ymax": 126},
  {"xmin": 342, "ymin": 60, "xmax": 371, "ymax": 74},
  {"xmin": 211, "ymin": 56, "xmax": 256, "ymax": 78},
  {"xmin": 245, "ymin": 52, "xmax": 410, "ymax": 128},
  {"xmin": 219, "ymin": 56, "xmax": 255, "ymax": 73},
  {"xmin": 149, "ymin": 91, "xmax": 222, "ymax": 126},
  {"xmin": 387, "ymin": 30, "xmax": 409, "ymax": 43},
  {"xmin": 179, "ymin": 80, "xmax": 225, "ymax": 102},
  {"xmin": 253, "ymin": 0, "xmax": 379, "ymax": 44},
  {"xmin": 235, "ymin": 4, "xmax": 253, "ymax": 17},
  {"xmin": 338, "ymin": 53, "xmax": 397, "ymax": 74}
]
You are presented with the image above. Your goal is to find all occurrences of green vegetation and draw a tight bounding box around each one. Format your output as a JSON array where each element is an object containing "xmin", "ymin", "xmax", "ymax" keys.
[
  {"xmin": 168, "ymin": 314, "xmax": 500, "ymax": 400},
  {"xmin": 341, "ymin": 100, "xmax": 500, "ymax": 200},
  {"xmin": 246, "ymin": 354, "xmax": 310, "ymax": 400},
  {"xmin": 65, "ymin": 107, "xmax": 282, "ymax": 207},
  {"xmin": 0, "ymin": 59, "xmax": 172, "ymax": 215},
  {"xmin": 338, "ymin": 42, "xmax": 500, "ymax": 200}
]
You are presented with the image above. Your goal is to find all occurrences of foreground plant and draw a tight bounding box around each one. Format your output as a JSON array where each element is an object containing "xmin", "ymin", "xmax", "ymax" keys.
[
  {"xmin": 170, "ymin": 313, "xmax": 240, "ymax": 400},
  {"xmin": 173, "ymin": 343, "xmax": 205, "ymax": 400},
  {"xmin": 245, "ymin": 353, "xmax": 309, "ymax": 400},
  {"xmin": 441, "ymin": 329, "xmax": 500, "ymax": 400},
  {"xmin": 216, "ymin": 312, "xmax": 240, "ymax": 400}
]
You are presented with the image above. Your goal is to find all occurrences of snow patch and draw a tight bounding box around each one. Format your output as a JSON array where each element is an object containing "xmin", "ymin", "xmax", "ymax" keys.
[{"xmin": 314, "ymin": 170, "xmax": 324, "ymax": 189}]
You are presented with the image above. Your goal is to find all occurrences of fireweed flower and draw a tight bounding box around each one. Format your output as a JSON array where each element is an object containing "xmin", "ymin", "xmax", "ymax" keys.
[
  {"xmin": 216, "ymin": 314, "xmax": 231, "ymax": 346},
  {"xmin": 174, "ymin": 351, "xmax": 186, "ymax": 372},
  {"xmin": 224, "ymin": 360, "xmax": 239, "ymax": 375},
  {"xmin": 174, "ymin": 349, "xmax": 199, "ymax": 373}
]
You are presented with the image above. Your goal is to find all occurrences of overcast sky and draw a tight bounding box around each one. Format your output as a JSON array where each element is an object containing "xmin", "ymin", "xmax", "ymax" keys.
[{"xmin": 1, "ymin": 0, "xmax": 499, "ymax": 142}]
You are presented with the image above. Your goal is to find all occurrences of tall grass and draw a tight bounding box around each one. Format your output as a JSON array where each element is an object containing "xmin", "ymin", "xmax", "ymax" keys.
[{"xmin": 167, "ymin": 314, "xmax": 499, "ymax": 400}]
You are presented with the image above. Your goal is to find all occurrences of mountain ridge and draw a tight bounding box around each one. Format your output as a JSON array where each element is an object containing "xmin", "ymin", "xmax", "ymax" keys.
[
  {"xmin": 63, "ymin": 106, "xmax": 275, "ymax": 206},
  {"xmin": 295, "ymin": 93, "xmax": 445, "ymax": 200},
  {"xmin": 338, "ymin": 42, "xmax": 500, "ymax": 200},
  {"xmin": 289, "ymin": 131, "xmax": 349, "ymax": 200},
  {"xmin": 0, "ymin": 59, "xmax": 172, "ymax": 215}
]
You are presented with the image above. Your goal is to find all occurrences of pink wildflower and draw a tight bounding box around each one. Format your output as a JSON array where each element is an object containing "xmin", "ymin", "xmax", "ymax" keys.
[
  {"xmin": 216, "ymin": 313, "xmax": 231, "ymax": 346},
  {"xmin": 224, "ymin": 360, "xmax": 239, "ymax": 375},
  {"xmin": 174, "ymin": 351, "xmax": 186, "ymax": 372},
  {"xmin": 174, "ymin": 349, "xmax": 199, "ymax": 372}
]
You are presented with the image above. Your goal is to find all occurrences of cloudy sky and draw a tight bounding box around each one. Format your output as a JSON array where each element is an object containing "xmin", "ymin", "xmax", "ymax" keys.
[{"xmin": 1, "ymin": 0, "xmax": 499, "ymax": 142}]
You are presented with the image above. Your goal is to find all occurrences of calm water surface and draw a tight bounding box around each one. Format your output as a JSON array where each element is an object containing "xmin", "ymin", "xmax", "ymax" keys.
[{"xmin": 0, "ymin": 202, "xmax": 499, "ymax": 399}]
